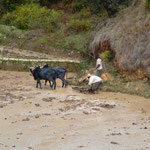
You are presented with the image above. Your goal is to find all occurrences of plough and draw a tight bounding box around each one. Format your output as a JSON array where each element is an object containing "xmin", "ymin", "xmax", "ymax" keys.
[{"xmin": 72, "ymin": 86, "xmax": 95, "ymax": 93}]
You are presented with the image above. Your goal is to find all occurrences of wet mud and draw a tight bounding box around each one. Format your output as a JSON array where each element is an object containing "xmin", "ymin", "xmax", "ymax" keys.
[{"xmin": 0, "ymin": 70, "xmax": 150, "ymax": 150}]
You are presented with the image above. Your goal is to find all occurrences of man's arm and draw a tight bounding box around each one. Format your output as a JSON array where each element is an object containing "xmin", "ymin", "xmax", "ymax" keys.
[
  {"xmin": 96, "ymin": 64, "xmax": 100, "ymax": 69},
  {"xmin": 96, "ymin": 58, "xmax": 101, "ymax": 69}
]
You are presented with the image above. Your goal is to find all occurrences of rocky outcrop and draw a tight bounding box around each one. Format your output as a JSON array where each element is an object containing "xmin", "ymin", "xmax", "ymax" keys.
[{"xmin": 90, "ymin": 0, "xmax": 150, "ymax": 78}]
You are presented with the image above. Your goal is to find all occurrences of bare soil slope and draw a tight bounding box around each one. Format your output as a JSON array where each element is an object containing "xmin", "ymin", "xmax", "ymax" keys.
[{"xmin": 0, "ymin": 70, "xmax": 150, "ymax": 150}]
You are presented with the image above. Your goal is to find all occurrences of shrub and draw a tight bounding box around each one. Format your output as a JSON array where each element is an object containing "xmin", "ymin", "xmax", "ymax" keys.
[
  {"xmin": 0, "ymin": 0, "xmax": 40, "ymax": 17},
  {"xmin": 111, "ymin": 66, "xmax": 118, "ymax": 75},
  {"xmin": 0, "ymin": 0, "xmax": 24, "ymax": 15},
  {"xmin": 89, "ymin": 0, "xmax": 130, "ymax": 16},
  {"xmin": 1, "ymin": 4, "xmax": 61, "ymax": 30},
  {"xmin": 78, "ymin": 8, "xmax": 91, "ymax": 19},
  {"xmin": 64, "ymin": 0, "xmax": 73, "ymax": 5},
  {"xmin": 0, "ymin": 24, "xmax": 24, "ymax": 38},
  {"xmin": 101, "ymin": 50, "xmax": 113, "ymax": 62},
  {"xmin": 50, "ymin": 9, "xmax": 61, "ymax": 25},
  {"xmin": 72, "ymin": 0, "xmax": 89, "ymax": 12},
  {"xmin": 67, "ymin": 19, "xmax": 91, "ymax": 32}
]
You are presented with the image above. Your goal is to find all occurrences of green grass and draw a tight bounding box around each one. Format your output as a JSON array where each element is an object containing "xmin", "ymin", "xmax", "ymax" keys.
[
  {"xmin": 36, "ymin": 31, "xmax": 88, "ymax": 54},
  {"xmin": 0, "ymin": 24, "xmax": 27, "ymax": 46},
  {"xmin": 0, "ymin": 59, "xmax": 83, "ymax": 72},
  {"xmin": 0, "ymin": 24, "xmax": 25, "ymax": 37},
  {"xmin": 0, "ymin": 6, "xmax": 96, "ymax": 59}
]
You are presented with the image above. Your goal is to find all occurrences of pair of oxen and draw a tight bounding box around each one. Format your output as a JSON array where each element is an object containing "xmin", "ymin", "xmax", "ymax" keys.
[{"xmin": 29, "ymin": 64, "xmax": 68, "ymax": 90}]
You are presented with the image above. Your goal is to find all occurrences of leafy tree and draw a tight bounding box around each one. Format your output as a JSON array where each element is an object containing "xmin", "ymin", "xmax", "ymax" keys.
[
  {"xmin": 89, "ymin": 0, "xmax": 130, "ymax": 16},
  {"xmin": 2, "ymin": 4, "xmax": 61, "ymax": 30},
  {"xmin": 0, "ymin": 0, "xmax": 40, "ymax": 17},
  {"xmin": 0, "ymin": 0, "xmax": 23, "ymax": 15},
  {"xmin": 39, "ymin": 0, "xmax": 62, "ymax": 7}
]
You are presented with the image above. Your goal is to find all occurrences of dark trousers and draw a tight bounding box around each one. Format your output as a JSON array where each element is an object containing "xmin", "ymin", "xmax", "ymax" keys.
[
  {"xmin": 96, "ymin": 69, "xmax": 102, "ymax": 77},
  {"xmin": 89, "ymin": 81, "xmax": 102, "ymax": 93}
]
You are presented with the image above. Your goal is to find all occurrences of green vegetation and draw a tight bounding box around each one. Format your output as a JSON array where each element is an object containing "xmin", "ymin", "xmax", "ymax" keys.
[
  {"xmin": 0, "ymin": 59, "xmax": 82, "ymax": 72},
  {"xmin": 145, "ymin": 0, "xmax": 150, "ymax": 9},
  {"xmin": 67, "ymin": 19, "xmax": 91, "ymax": 33},
  {"xmin": 0, "ymin": 0, "xmax": 130, "ymax": 57},
  {"xmin": 0, "ymin": 25, "xmax": 24, "ymax": 37},
  {"xmin": 101, "ymin": 50, "xmax": 113, "ymax": 62},
  {"xmin": 0, "ymin": 24, "xmax": 26, "ymax": 45},
  {"xmin": 1, "ymin": 4, "xmax": 61, "ymax": 30},
  {"xmin": 101, "ymin": 77, "xmax": 150, "ymax": 98}
]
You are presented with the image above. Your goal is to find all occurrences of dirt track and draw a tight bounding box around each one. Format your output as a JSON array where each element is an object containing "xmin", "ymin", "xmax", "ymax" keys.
[{"xmin": 0, "ymin": 70, "xmax": 150, "ymax": 150}]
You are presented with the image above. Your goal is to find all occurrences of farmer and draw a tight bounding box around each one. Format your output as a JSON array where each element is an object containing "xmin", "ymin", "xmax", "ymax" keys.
[
  {"xmin": 87, "ymin": 74, "xmax": 103, "ymax": 93},
  {"xmin": 96, "ymin": 55, "xmax": 103, "ymax": 77}
]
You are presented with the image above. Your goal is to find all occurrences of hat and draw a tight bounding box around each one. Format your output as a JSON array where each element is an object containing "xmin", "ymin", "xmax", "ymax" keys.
[{"xmin": 87, "ymin": 73, "xmax": 91, "ymax": 78}]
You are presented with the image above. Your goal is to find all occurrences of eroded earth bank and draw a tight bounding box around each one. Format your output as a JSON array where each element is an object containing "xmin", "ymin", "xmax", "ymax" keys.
[{"xmin": 0, "ymin": 70, "xmax": 150, "ymax": 150}]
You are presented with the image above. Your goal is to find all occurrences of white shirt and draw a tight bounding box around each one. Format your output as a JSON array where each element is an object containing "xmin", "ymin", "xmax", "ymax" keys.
[
  {"xmin": 88, "ymin": 75, "xmax": 102, "ymax": 86},
  {"xmin": 96, "ymin": 58, "xmax": 102, "ymax": 70}
]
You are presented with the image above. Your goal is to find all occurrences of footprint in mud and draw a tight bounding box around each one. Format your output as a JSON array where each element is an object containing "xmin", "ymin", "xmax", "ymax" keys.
[
  {"xmin": 132, "ymin": 122, "xmax": 138, "ymax": 125},
  {"xmin": 17, "ymin": 133, "xmax": 23, "ymax": 135},
  {"xmin": 35, "ymin": 115, "xmax": 40, "ymax": 119},
  {"xmin": 78, "ymin": 145, "xmax": 84, "ymax": 148},
  {"xmin": 125, "ymin": 132, "xmax": 130, "ymax": 135},
  {"xmin": 42, "ymin": 113, "xmax": 51, "ymax": 116},
  {"xmin": 28, "ymin": 146, "xmax": 33, "ymax": 150},
  {"xmin": 34, "ymin": 103, "xmax": 41, "ymax": 107},
  {"xmin": 111, "ymin": 141, "xmax": 120, "ymax": 145},
  {"xmin": 0, "ymin": 104, "xmax": 7, "ymax": 108},
  {"xmin": 97, "ymin": 103, "xmax": 116, "ymax": 109},
  {"xmin": 22, "ymin": 117, "xmax": 30, "ymax": 121},
  {"xmin": 140, "ymin": 127, "xmax": 148, "ymax": 129},
  {"xmin": 11, "ymin": 121, "xmax": 17, "ymax": 124},
  {"xmin": 106, "ymin": 132, "xmax": 122, "ymax": 136},
  {"xmin": 92, "ymin": 107, "xmax": 101, "ymax": 111},
  {"xmin": 83, "ymin": 111, "xmax": 90, "ymax": 115},
  {"xmin": 42, "ymin": 97, "xmax": 55, "ymax": 102}
]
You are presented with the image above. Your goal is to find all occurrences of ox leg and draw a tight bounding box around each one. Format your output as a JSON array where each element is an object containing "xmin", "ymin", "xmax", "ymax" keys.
[
  {"xmin": 51, "ymin": 79, "xmax": 56, "ymax": 90},
  {"xmin": 37, "ymin": 79, "xmax": 42, "ymax": 89},
  {"xmin": 62, "ymin": 81, "xmax": 64, "ymax": 88},
  {"xmin": 45, "ymin": 80, "xmax": 53, "ymax": 88},
  {"xmin": 49, "ymin": 80, "xmax": 53, "ymax": 88},
  {"xmin": 65, "ymin": 80, "xmax": 68, "ymax": 88},
  {"xmin": 36, "ymin": 81, "xmax": 38, "ymax": 88},
  {"xmin": 62, "ymin": 79, "xmax": 68, "ymax": 88},
  {"xmin": 47, "ymin": 77, "xmax": 56, "ymax": 90},
  {"xmin": 45, "ymin": 80, "xmax": 47, "ymax": 86},
  {"xmin": 58, "ymin": 76, "xmax": 66, "ymax": 88}
]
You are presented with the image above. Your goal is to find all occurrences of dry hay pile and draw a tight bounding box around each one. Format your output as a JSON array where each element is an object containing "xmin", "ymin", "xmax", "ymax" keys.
[{"xmin": 90, "ymin": 0, "xmax": 150, "ymax": 79}]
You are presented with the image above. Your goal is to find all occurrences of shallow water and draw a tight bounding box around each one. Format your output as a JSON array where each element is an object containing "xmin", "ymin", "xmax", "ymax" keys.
[{"xmin": 0, "ymin": 70, "xmax": 150, "ymax": 150}]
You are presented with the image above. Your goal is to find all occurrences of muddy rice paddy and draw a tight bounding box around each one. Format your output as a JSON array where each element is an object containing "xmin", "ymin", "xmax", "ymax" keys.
[{"xmin": 0, "ymin": 70, "xmax": 150, "ymax": 150}]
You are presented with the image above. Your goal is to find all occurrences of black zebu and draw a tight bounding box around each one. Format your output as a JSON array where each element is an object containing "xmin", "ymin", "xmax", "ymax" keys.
[
  {"xmin": 30, "ymin": 66, "xmax": 57, "ymax": 89},
  {"xmin": 43, "ymin": 64, "xmax": 68, "ymax": 88}
]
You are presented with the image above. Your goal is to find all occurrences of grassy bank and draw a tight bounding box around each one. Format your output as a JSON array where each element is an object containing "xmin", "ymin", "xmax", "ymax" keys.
[
  {"xmin": 0, "ymin": 59, "xmax": 83, "ymax": 72},
  {"xmin": 102, "ymin": 78, "xmax": 150, "ymax": 99}
]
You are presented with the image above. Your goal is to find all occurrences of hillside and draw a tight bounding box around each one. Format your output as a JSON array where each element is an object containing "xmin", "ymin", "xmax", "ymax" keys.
[{"xmin": 90, "ymin": 0, "xmax": 150, "ymax": 79}]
